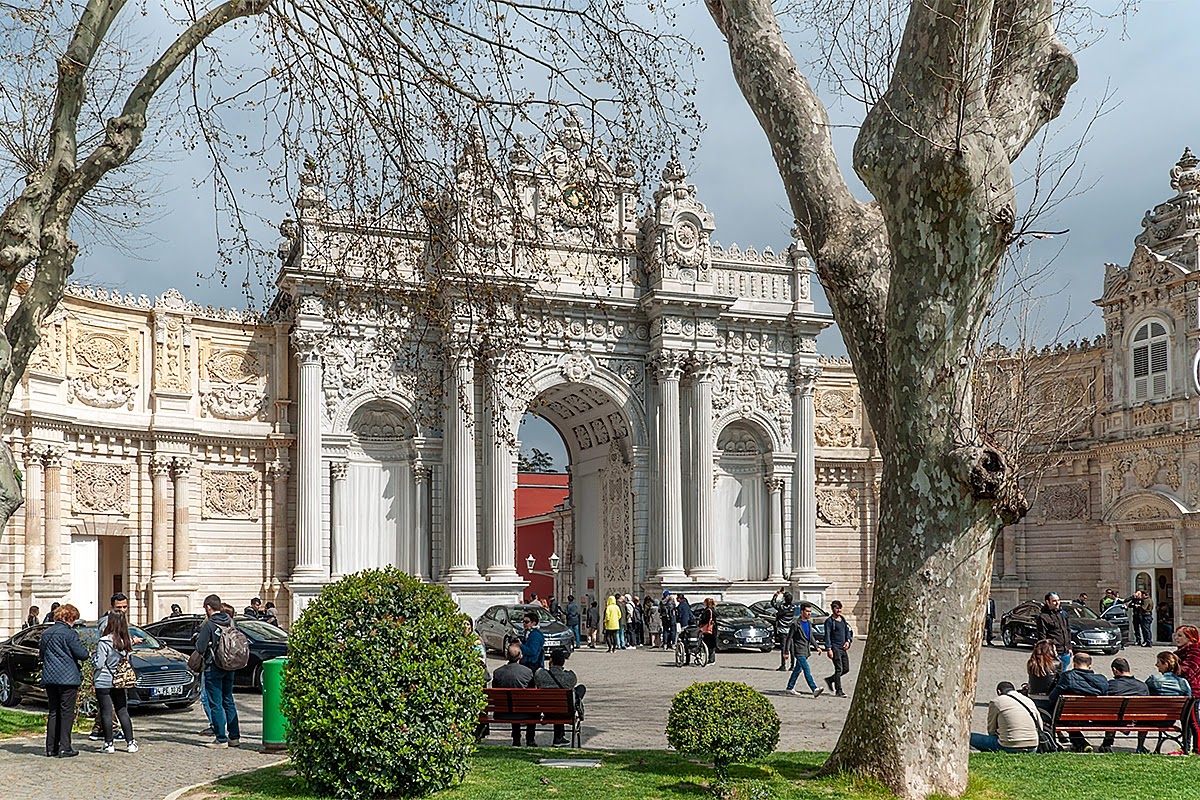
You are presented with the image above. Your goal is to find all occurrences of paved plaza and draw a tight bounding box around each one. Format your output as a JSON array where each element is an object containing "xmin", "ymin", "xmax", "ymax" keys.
[{"xmin": 0, "ymin": 643, "xmax": 1179, "ymax": 799}]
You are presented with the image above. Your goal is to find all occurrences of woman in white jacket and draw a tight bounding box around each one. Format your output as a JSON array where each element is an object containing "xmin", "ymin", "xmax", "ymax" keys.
[{"xmin": 93, "ymin": 613, "xmax": 137, "ymax": 753}]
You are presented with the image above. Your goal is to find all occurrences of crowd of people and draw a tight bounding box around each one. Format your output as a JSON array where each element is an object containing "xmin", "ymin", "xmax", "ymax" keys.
[
  {"xmin": 29, "ymin": 591, "xmax": 254, "ymax": 757},
  {"xmin": 971, "ymin": 591, "xmax": 1200, "ymax": 754}
]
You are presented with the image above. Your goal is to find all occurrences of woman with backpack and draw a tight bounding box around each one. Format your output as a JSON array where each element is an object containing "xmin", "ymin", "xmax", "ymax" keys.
[{"xmin": 93, "ymin": 613, "xmax": 138, "ymax": 753}]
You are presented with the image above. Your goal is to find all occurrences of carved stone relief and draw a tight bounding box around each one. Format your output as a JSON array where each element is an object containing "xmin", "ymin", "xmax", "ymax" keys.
[
  {"xmin": 30, "ymin": 310, "xmax": 66, "ymax": 374},
  {"xmin": 201, "ymin": 469, "xmax": 261, "ymax": 520},
  {"xmin": 154, "ymin": 314, "xmax": 192, "ymax": 392},
  {"xmin": 1038, "ymin": 483, "xmax": 1088, "ymax": 522},
  {"xmin": 66, "ymin": 324, "xmax": 139, "ymax": 409},
  {"xmin": 816, "ymin": 489, "xmax": 858, "ymax": 528},
  {"xmin": 322, "ymin": 335, "xmax": 413, "ymax": 423},
  {"xmin": 72, "ymin": 461, "xmax": 131, "ymax": 515},
  {"xmin": 598, "ymin": 446, "xmax": 633, "ymax": 598},
  {"xmin": 815, "ymin": 388, "xmax": 861, "ymax": 448},
  {"xmin": 711, "ymin": 360, "xmax": 791, "ymax": 447},
  {"xmin": 199, "ymin": 345, "xmax": 269, "ymax": 420},
  {"xmin": 1118, "ymin": 448, "xmax": 1181, "ymax": 491}
]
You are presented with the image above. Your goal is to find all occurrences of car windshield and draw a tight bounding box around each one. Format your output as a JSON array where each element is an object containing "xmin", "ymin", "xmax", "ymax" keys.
[
  {"xmin": 715, "ymin": 603, "xmax": 755, "ymax": 620},
  {"xmin": 237, "ymin": 619, "xmax": 288, "ymax": 642},
  {"xmin": 75, "ymin": 623, "xmax": 162, "ymax": 650},
  {"xmin": 511, "ymin": 606, "xmax": 556, "ymax": 625},
  {"xmin": 1066, "ymin": 605, "xmax": 1100, "ymax": 620}
]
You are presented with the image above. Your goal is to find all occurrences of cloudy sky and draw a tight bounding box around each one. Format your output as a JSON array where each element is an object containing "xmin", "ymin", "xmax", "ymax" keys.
[{"xmin": 65, "ymin": 0, "xmax": 1197, "ymax": 465}]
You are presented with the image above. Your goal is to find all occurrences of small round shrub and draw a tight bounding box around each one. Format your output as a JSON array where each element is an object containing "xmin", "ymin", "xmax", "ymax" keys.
[
  {"xmin": 666, "ymin": 681, "xmax": 781, "ymax": 780},
  {"xmin": 282, "ymin": 567, "xmax": 485, "ymax": 799}
]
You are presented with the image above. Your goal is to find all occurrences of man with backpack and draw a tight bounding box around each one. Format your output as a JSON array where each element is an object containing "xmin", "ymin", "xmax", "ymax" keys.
[{"xmin": 195, "ymin": 594, "xmax": 249, "ymax": 748}]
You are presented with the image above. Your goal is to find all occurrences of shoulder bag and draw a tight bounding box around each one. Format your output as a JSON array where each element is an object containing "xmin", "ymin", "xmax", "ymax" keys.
[
  {"xmin": 112, "ymin": 653, "xmax": 138, "ymax": 690},
  {"xmin": 1012, "ymin": 693, "xmax": 1060, "ymax": 753}
]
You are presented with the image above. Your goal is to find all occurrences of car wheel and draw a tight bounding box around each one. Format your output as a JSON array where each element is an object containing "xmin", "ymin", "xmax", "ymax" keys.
[
  {"xmin": 251, "ymin": 663, "xmax": 264, "ymax": 691},
  {"xmin": 166, "ymin": 701, "xmax": 195, "ymax": 711},
  {"xmin": 760, "ymin": 646, "xmax": 773, "ymax": 653},
  {"xmin": 1001, "ymin": 626, "xmax": 1016, "ymax": 648},
  {"xmin": 0, "ymin": 669, "xmax": 18, "ymax": 706}
]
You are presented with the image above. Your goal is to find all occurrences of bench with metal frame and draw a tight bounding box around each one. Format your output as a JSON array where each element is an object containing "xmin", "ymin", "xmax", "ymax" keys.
[
  {"xmin": 1051, "ymin": 695, "xmax": 1194, "ymax": 753},
  {"xmin": 479, "ymin": 687, "xmax": 582, "ymax": 748}
]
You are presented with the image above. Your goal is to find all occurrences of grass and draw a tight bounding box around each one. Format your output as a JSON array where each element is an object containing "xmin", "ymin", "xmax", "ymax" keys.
[
  {"xmin": 0, "ymin": 707, "xmax": 47, "ymax": 738},
  {"xmin": 183, "ymin": 747, "xmax": 1200, "ymax": 800}
]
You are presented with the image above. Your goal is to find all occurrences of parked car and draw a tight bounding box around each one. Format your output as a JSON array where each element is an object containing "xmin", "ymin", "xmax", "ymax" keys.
[
  {"xmin": 0, "ymin": 622, "xmax": 200, "ymax": 710},
  {"xmin": 475, "ymin": 604, "xmax": 575, "ymax": 655},
  {"xmin": 141, "ymin": 614, "xmax": 288, "ymax": 690},
  {"xmin": 1000, "ymin": 600, "xmax": 1124, "ymax": 654},
  {"xmin": 748, "ymin": 599, "xmax": 835, "ymax": 646},
  {"xmin": 689, "ymin": 602, "xmax": 774, "ymax": 652},
  {"xmin": 1100, "ymin": 602, "xmax": 1131, "ymax": 644}
]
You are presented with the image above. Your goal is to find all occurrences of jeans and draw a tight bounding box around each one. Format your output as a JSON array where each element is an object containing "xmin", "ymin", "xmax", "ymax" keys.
[
  {"xmin": 200, "ymin": 671, "xmax": 215, "ymax": 725},
  {"xmin": 786, "ymin": 655, "xmax": 816, "ymax": 692},
  {"xmin": 1136, "ymin": 617, "xmax": 1153, "ymax": 646},
  {"xmin": 97, "ymin": 687, "xmax": 133, "ymax": 744},
  {"xmin": 203, "ymin": 668, "xmax": 240, "ymax": 743},
  {"xmin": 45, "ymin": 684, "xmax": 78, "ymax": 755},
  {"xmin": 970, "ymin": 733, "xmax": 1033, "ymax": 753},
  {"xmin": 828, "ymin": 648, "xmax": 850, "ymax": 694},
  {"xmin": 663, "ymin": 621, "xmax": 676, "ymax": 648},
  {"xmin": 616, "ymin": 626, "xmax": 626, "ymax": 649},
  {"xmin": 1059, "ymin": 654, "xmax": 1072, "ymax": 674},
  {"xmin": 570, "ymin": 624, "xmax": 581, "ymax": 646}
]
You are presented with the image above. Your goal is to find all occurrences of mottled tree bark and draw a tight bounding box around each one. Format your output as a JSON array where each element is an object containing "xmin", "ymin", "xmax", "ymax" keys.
[{"xmin": 705, "ymin": 0, "xmax": 1075, "ymax": 797}]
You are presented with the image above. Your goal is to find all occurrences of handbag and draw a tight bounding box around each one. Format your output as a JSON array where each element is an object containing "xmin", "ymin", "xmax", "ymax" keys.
[
  {"xmin": 187, "ymin": 649, "xmax": 205, "ymax": 673},
  {"xmin": 112, "ymin": 655, "xmax": 138, "ymax": 690},
  {"xmin": 1014, "ymin": 692, "xmax": 1061, "ymax": 753}
]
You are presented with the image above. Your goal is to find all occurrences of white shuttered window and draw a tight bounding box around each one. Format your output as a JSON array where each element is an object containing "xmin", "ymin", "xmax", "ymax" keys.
[{"xmin": 1131, "ymin": 321, "xmax": 1169, "ymax": 401}]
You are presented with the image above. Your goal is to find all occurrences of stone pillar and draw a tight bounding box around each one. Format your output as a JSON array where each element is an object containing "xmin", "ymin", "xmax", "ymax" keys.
[
  {"xmin": 791, "ymin": 365, "xmax": 821, "ymax": 581},
  {"xmin": 484, "ymin": 391, "xmax": 518, "ymax": 579},
  {"xmin": 268, "ymin": 460, "xmax": 290, "ymax": 598},
  {"xmin": 43, "ymin": 448, "xmax": 65, "ymax": 576},
  {"xmin": 654, "ymin": 351, "xmax": 687, "ymax": 582},
  {"xmin": 1001, "ymin": 526, "xmax": 1017, "ymax": 579},
  {"xmin": 23, "ymin": 445, "xmax": 45, "ymax": 579},
  {"xmin": 688, "ymin": 354, "xmax": 718, "ymax": 578},
  {"xmin": 172, "ymin": 457, "xmax": 192, "ymax": 577},
  {"xmin": 444, "ymin": 346, "xmax": 481, "ymax": 581},
  {"xmin": 150, "ymin": 455, "xmax": 173, "ymax": 579},
  {"xmin": 293, "ymin": 333, "xmax": 325, "ymax": 580},
  {"xmin": 766, "ymin": 476, "xmax": 786, "ymax": 582},
  {"xmin": 329, "ymin": 461, "xmax": 348, "ymax": 579},
  {"xmin": 414, "ymin": 464, "xmax": 431, "ymax": 580}
]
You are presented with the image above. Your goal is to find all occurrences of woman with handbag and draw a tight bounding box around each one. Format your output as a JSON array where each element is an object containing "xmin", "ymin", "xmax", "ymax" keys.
[
  {"xmin": 93, "ymin": 613, "xmax": 138, "ymax": 753},
  {"xmin": 698, "ymin": 598, "xmax": 718, "ymax": 664}
]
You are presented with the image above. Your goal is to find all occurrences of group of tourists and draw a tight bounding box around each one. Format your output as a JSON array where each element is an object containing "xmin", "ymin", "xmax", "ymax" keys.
[
  {"xmin": 34, "ymin": 591, "xmax": 249, "ymax": 757},
  {"xmin": 771, "ymin": 592, "xmax": 854, "ymax": 699},
  {"xmin": 972, "ymin": 590, "xmax": 1200, "ymax": 754}
]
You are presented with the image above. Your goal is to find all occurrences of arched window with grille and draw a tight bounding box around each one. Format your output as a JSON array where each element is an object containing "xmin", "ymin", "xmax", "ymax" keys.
[{"xmin": 1131, "ymin": 320, "xmax": 1170, "ymax": 401}]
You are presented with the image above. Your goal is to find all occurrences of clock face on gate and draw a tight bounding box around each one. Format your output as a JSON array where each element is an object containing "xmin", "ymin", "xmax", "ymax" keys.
[{"xmin": 561, "ymin": 184, "xmax": 592, "ymax": 212}]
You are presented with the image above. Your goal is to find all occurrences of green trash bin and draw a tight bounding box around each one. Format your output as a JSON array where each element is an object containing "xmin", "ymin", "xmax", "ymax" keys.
[{"xmin": 261, "ymin": 657, "xmax": 288, "ymax": 753}]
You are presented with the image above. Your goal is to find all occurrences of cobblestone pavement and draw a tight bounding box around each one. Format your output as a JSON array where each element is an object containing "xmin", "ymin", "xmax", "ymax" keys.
[
  {"xmin": 0, "ymin": 690, "xmax": 278, "ymax": 800},
  {"xmin": 480, "ymin": 639, "xmax": 1171, "ymax": 752}
]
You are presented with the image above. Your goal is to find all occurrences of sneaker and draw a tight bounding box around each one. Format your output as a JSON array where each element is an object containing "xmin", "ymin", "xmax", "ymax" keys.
[
  {"xmin": 552, "ymin": 738, "xmax": 570, "ymax": 747},
  {"xmin": 204, "ymin": 740, "xmax": 228, "ymax": 749},
  {"xmin": 776, "ymin": 665, "xmax": 788, "ymax": 672},
  {"xmin": 228, "ymin": 739, "xmax": 241, "ymax": 748},
  {"xmin": 126, "ymin": 740, "xmax": 139, "ymax": 753},
  {"xmin": 199, "ymin": 727, "xmax": 214, "ymax": 737},
  {"xmin": 1135, "ymin": 747, "xmax": 1150, "ymax": 754},
  {"xmin": 113, "ymin": 731, "xmax": 125, "ymax": 741},
  {"xmin": 89, "ymin": 731, "xmax": 104, "ymax": 741},
  {"xmin": 788, "ymin": 688, "xmax": 805, "ymax": 697},
  {"xmin": 812, "ymin": 688, "xmax": 824, "ymax": 698},
  {"xmin": 101, "ymin": 743, "xmax": 115, "ymax": 754},
  {"xmin": 1097, "ymin": 745, "xmax": 1112, "ymax": 753},
  {"xmin": 824, "ymin": 676, "xmax": 835, "ymax": 692},
  {"xmin": 836, "ymin": 692, "xmax": 847, "ymax": 698}
]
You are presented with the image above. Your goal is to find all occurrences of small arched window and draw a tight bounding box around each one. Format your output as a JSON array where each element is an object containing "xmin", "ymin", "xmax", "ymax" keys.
[{"xmin": 1131, "ymin": 320, "xmax": 1170, "ymax": 401}]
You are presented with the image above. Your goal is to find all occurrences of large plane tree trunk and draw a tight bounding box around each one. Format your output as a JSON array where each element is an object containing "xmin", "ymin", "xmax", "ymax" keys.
[{"xmin": 705, "ymin": 0, "xmax": 1076, "ymax": 796}]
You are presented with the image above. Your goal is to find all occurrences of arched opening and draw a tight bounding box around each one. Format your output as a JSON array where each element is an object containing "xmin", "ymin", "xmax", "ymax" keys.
[{"xmin": 714, "ymin": 421, "xmax": 773, "ymax": 580}]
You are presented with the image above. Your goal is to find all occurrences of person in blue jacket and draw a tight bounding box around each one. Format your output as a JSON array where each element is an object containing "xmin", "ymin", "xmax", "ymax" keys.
[
  {"xmin": 39, "ymin": 603, "xmax": 89, "ymax": 757},
  {"xmin": 519, "ymin": 611, "xmax": 546, "ymax": 671}
]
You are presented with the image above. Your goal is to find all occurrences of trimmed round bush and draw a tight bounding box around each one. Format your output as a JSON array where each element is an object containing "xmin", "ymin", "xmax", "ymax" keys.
[
  {"xmin": 282, "ymin": 567, "xmax": 485, "ymax": 799},
  {"xmin": 666, "ymin": 681, "xmax": 780, "ymax": 780}
]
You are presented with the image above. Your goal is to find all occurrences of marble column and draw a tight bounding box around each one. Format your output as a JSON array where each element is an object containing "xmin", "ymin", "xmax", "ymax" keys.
[
  {"xmin": 1002, "ymin": 526, "xmax": 1017, "ymax": 579},
  {"xmin": 688, "ymin": 355, "xmax": 718, "ymax": 578},
  {"xmin": 444, "ymin": 347, "xmax": 481, "ymax": 580},
  {"xmin": 172, "ymin": 457, "xmax": 192, "ymax": 577},
  {"xmin": 791, "ymin": 365, "xmax": 821, "ymax": 581},
  {"xmin": 484, "ymin": 392, "xmax": 518, "ymax": 579},
  {"xmin": 654, "ymin": 351, "xmax": 687, "ymax": 582},
  {"xmin": 42, "ymin": 448, "xmax": 65, "ymax": 576},
  {"xmin": 293, "ymin": 333, "xmax": 325, "ymax": 580},
  {"xmin": 414, "ymin": 465, "xmax": 431, "ymax": 580},
  {"xmin": 23, "ymin": 445, "xmax": 45, "ymax": 579},
  {"xmin": 150, "ymin": 455, "xmax": 173, "ymax": 578},
  {"xmin": 766, "ymin": 476, "xmax": 786, "ymax": 582},
  {"xmin": 268, "ymin": 461, "xmax": 290, "ymax": 591},
  {"xmin": 329, "ymin": 461, "xmax": 348, "ymax": 579}
]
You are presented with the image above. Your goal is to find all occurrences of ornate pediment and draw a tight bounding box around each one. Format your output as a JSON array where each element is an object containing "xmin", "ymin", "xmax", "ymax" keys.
[
  {"xmin": 1100, "ymin": 245, "xmax": 1187, "ymax": 302},
  {"xmin": 1133, "ymin": 148, "xmax": 1200, "ymax": 270}
]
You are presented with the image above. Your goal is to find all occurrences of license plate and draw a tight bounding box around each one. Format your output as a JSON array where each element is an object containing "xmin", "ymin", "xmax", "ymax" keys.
[
  {"xmin": 151, "ymin": 684, "xmax": 185, "ymax": 697},
  {"xmin": 745, "ymin": 637, "xmax": 763, "ymax": 644}
]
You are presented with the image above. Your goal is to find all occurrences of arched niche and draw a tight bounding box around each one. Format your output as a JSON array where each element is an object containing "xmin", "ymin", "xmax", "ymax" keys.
[{"xmin": 714, "ymin": 420, "xmax": 772, "ymax": 581}]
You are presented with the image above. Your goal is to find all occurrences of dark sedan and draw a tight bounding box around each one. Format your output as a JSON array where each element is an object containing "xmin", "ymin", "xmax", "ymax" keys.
[
  {"xmin": 475, "ymin": 604, "xmax": 575, "ymax": 655},
  {"xmin": 691, "ymin": 602, "xmax": 774, "ymax": 652},
  {"xmin": 1000, "ymin": 600, "xmax": 1124, "ymax": 654},
  {"xmin": 1100, "ymin": 602, "xmax": 1131, "ymax": 644},
  {"xmin": 0, "ymin": 622, "xmax": 200, "ymax": 710},
  {"xmin": 748, "ymin": 599, "xmax": 834, "ymax": 646},
  {"xmin": 142, "ymin": 615, "xmax": 288, "ymax": 690}
]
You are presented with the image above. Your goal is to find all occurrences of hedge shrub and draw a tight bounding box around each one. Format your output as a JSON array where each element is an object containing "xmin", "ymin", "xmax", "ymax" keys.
[
  {"xmin": 282, "ymin": 568, "xmax": 486, "ymax": 799},
  {"xmin": 666, "ymin": 681, "xmax": 780, "ymax": 781}
]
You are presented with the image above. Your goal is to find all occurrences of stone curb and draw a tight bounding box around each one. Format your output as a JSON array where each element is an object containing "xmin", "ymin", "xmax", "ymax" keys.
[{"xmin": 161, "ymin": 757, "xmax": 289, "ymax": 800}]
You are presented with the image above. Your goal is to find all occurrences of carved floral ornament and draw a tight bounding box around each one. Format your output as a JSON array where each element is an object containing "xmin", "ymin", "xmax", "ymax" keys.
[
  {"xmin": 72, "ymin": 461, "xmax": 130, "ymax": 515},
  {"xmin": 814, "ymin": 388, "xmax": 861, "ymax": 448},
  {"xmin": 558, "ymin": 352, "xmax": 595, "ymax": 384},
  {"xmin": 66, "ymin": 325, "xmax": 139, "ymax": 410},
  {"xmin": 711, "ymin": 360, "xmax": 792, "ymax": 447},
  {"xmin": 201, "ymin": 469, "xmax": 260, "ymax": 520},
  {"xmin": 1037, "ymin": 483, "xmax": 1088, "ymax": 522},
  {"xmin": 153, "ymin": 313, "xmax": 191, "ymax": 393},
  {"xmin": 817, "ymin": 489, "xmax": 858, "ymax": 528},
  {"xmin": 200, "ymin": 347, "xmax": 269, "ymax": 421}
]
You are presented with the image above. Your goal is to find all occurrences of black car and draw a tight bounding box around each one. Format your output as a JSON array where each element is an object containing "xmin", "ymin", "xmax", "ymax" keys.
[
  {"xmin": 1100, "ymin": 602, "xmax": 1132, "ymax": 644},
  {"xmin": 0, "ymin": 622, "xmax": 200, "ymax": 710},
  {"xmin": 475, "ymin": 604, "xmax": 575, "ymax": 655},
  {"xmin": 748, "ymin": 599, "xmax": 834, "ymax": 646},
  {"xmin": 141, "ymin": 615, "xmax": 288, "ymax": 690},
  {"xmin": 690, "ymin": 602, "xmax": 774, "ymax": 652},
  {"xmin": 1000, "ymin": 600, "xmax": 1124, "ymax": 654}
]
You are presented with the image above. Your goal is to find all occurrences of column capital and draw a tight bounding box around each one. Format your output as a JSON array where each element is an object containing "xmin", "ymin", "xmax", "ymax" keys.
[
  {"xmin": 172, "ymin": 456, "xmax": 192, "ymax": 478},
  {"xmin": 292, "ymin": 329, "xmax": 324, "ymax": 364},
  {"xmin": 764, "ymin": 476, "xmax": 787, "ymax": 494},
  {"xmin": 330, "ymin": 460, "xmax": 349, "ymax": 481},
  {"xmin": 687, "ymin": 351, "xmax": 719, "ymax": 382},
  {"xmin": 267, "ymin": 461, "xmax": 291, "ymax": 482},
  {"xmin": 150, "ymin": 454, "xmax": 174, "ymax": 477},
  {"xmin": 42, "ymin": 446, "xmax": 66, "ymax": 468},
  {"xmin": 651, "ymin": 349, "xmax": 687, "ymax": 381},
  {"xmin": 790, "ymin": 362, "xmax": 822, "ymax": 393},
  {"xmin": 25, "ymin": 443, "xmax": 49, "ymax": 464}
]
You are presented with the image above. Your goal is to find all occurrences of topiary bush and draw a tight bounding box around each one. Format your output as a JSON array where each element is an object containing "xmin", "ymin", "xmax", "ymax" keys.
[
  {"xmin": 282, "ymin": 567, "xmax": 486, "ymax": 799},
  {"xmin": 666, "ymin": 681, "xmax": 781, "ymax": 782}
]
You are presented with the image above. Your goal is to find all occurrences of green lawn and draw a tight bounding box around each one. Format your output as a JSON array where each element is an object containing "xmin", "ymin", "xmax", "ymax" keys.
[
  {"xmin": 0, "ymin": 708, "xmax": 46, "ymax": 738},
  {"xmin": 186, "ymin": 747, "xmax": 1200, "ymax": 800}
]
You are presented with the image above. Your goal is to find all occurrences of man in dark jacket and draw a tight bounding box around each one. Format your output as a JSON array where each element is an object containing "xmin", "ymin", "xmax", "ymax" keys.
[
  {"xmin": 564, "ymin": 595, "xmax": 581, "ymax": 647},
  {"xmin": 492, "ymin": 643, "xmax": 535, "ymax": 745},
  {"xmin": 785, "ymin": 603, "xmax": 824, "ymax": 696},
  {"xmin": 1035, "ymin": 592, "xmax": 1072, "ymax": 672},
  {"xmin": 1050, "ymin": 651, "xmax": 1109, "ymax": 752},
  {"xmin": 771, "ymin": 589, "xmax": 796, "ymax": 671},
  {"xmin": 40, "ymin": 603, "xmax": 88, "ymax": 757},
  {"xmin": 660, "ymin": 591, "xmax": 677, "ymax": 648},
  {"xmin": 586, "ymin": 599, "xmax": 600, "ymax": 648},
  {"xmin": 1099, "ymin": 657, "xmax": 1149, "ymax": 753},
  {"xmin": 519, "ymin": 611, "xmax": 546, "ymax": 671},
  {"xmin": 823, "ymin": 600, "xmax": 853, "ymax": 698},
  {"xmin": 1130, "ymin": 590, "xmax": 1153, "ymax": 647},
  {"xmin": 676, "ymin": 594, "xmax": 694, "ymax": 629},
  {"xmin": 195, "ymin": 594, "xmax": 241, "ymax": 748}
]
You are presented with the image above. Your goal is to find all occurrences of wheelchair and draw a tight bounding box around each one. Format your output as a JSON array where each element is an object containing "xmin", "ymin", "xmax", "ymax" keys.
[{"xmin": 674, "ymin": 623, "xmax": 709, "ymax": 667}]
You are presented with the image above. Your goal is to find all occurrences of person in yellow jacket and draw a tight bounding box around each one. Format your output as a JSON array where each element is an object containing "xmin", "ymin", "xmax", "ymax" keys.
[{"xmin": 604, "ymin": 596, "xmax": 622, "ymax": 653}]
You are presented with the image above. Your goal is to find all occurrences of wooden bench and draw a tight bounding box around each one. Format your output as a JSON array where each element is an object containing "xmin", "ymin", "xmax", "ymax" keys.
[
  {"xmin": 479, "ymin": 688, "xmax": 582, "ymax": 748},
  {"xmin": 1051, "ymin": 695, "xmax": 1194, "ymax": 753}
]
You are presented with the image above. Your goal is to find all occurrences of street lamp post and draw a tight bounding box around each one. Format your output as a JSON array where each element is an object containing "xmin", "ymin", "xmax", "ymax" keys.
[{"xmin": 525, "ymin": 553, "xmax": 561, "ymax": 599}]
